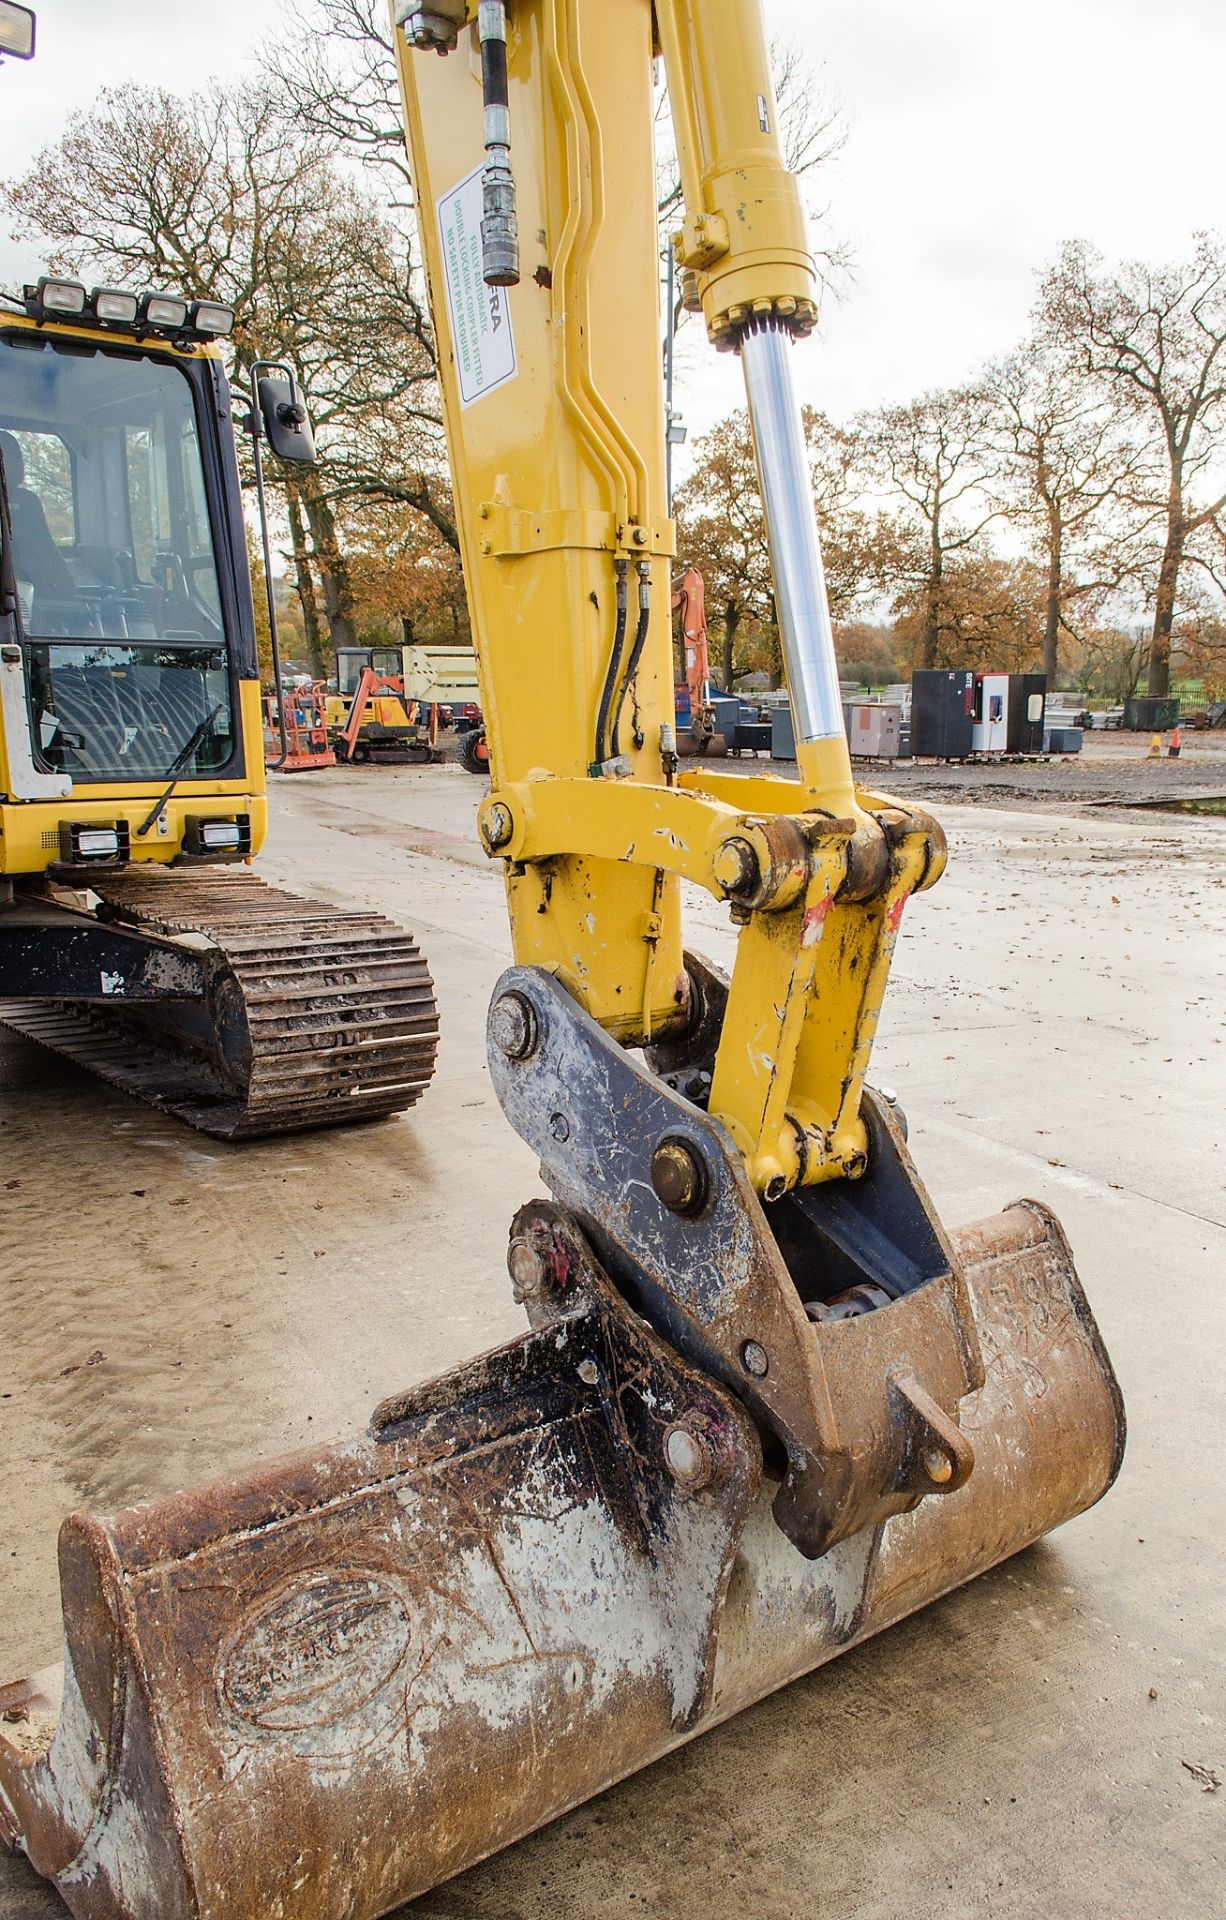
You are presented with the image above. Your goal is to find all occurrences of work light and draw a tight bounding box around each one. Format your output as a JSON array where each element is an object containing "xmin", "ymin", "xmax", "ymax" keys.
[
  {"xmin": 191, "ymin": 301, "xmax": 235, "ymax": 337},
  {"xmin": 57, "ymin": 820, "xmax": 130, "ymax": 865},
  {"xmin": 0, "ymin": 3, "xmax": 35, "ymax": 59},
  {"xmin": 199, "ymin": 821, "xmax": 242, "ymax": 850},
  {"xmin": 35, "ymin": 277, "xmax": 85, "ymax": 316},
  {"xmin": 76, "ymin": 828, "xmax": 120, "ymax": 857},
  {"xmin": 141, "ymin": 293, "xmax": 189, "ymax": 330},
  {"xmin": 183, "ymin": 814, "xmax": 252, "ymax": 859},
  {"xmin": 92, "ymin": 288, "xmax": 139, "ymax": 325}
]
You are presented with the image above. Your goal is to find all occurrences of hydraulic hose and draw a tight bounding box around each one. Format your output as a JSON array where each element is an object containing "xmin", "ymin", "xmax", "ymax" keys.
[
  {"xmin": 594, "ymin": 557, "xmax": 629, "ymax": 767},
  {"xmin": 610, "ymin": 560, "xmax": 652, "ymax": 755},
  {"xmin": 478, "ymin": 0, "xmax": 519, "ymax": 285}
]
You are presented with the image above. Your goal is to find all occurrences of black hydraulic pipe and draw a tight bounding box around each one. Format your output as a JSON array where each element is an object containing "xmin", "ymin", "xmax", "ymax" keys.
[
  {"xmin": 594, "ymin": 557, "xmax": 629, "ymax": 768},
  {"xmin": 610, "ymin": 560, "xmax": 652, "ymax": 756}
]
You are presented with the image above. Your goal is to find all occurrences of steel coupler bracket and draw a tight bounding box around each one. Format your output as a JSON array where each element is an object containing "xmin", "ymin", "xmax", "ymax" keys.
[{"xmin": 488, "ymin": 961, "xmax": 984, "ymax": 1557}]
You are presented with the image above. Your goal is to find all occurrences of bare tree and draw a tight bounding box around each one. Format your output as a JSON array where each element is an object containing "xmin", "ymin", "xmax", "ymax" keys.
[
  {"xmin": 859, "ymin": 388, "xmax": 997, "ymax": 670},
  {"xmin": 283, "ymin": 477, "xmax": 327, "ymax": 675},
  {"xmin": 674, "ymin": 406, "xmax": 874, "ymax": 687},
  {"xmin": 1040, "ymin": 235, "xmax": 1226, "ymax": 697},
  {"xmin": 7, "ymin": 81, "xmax": 454, "ymax": 666},
  {"xmin": 1073, "ymin": 624, "xmax": 1151, "ymax": 704},
  {"xmin": 264, "ymin": 0, "xmax": 413, "ymax": 196},
  {"xmin": 7, "ymin": 83, "xmax": 334, "ymax": 322},
  {"xmin": 982, "ymin": 341, "xmax": 1153, "ymax": 684}
]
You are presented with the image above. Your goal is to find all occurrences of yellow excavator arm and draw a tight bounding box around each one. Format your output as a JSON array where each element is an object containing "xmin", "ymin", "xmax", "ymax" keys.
[
  {"xmin": 397, "ymin": 0, "xmax": 942, "ymax": 1196},
  {"xmin": 0, "ymin": 6, "xmax": 1124, "ymax": 1917}
]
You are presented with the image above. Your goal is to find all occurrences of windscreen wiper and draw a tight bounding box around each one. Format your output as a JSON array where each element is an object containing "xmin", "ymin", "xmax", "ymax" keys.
[{"xmin": 136, "ymin": 703, "xmax": 223, "ymax": 837}]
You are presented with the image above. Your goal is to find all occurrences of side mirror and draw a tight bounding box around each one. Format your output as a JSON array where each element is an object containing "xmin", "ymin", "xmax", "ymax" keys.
[
  {"xmin": 257, "ymin": 372, "xmax": 316, "ymax": 465},
  {"xmin": 0, "ymin": 4, "xmax": 37, "ymax": 61}
]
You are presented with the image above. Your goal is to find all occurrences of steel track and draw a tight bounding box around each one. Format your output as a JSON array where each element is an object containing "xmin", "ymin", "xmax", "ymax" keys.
[{"xmin": 0, "ymin": 868, "xmax": 439, "ymax": 1139}]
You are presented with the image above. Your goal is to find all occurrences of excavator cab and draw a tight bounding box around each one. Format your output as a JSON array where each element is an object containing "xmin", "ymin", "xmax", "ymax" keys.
[
  {"xmin": 2, "ymin": 359, "xmax": 237, "ymax": 794},
  {"xmin": 0, "ymin": 281, "xmax": 439, "ymax": 1135},
  {"xmin": 0, "ymin": 285, "xmax": 255, "ymax": 837}
]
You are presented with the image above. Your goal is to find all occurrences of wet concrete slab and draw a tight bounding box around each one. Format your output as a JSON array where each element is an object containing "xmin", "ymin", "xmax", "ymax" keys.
[{"xmin": 1, "ymin": 765, "xmax": 1222, "ymax": 1918}]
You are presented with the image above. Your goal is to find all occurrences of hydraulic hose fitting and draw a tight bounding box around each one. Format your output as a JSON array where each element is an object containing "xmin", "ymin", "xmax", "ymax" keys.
[{"xmin": 477, "ymin": 0, "xmax": 519, "ymax": 285}]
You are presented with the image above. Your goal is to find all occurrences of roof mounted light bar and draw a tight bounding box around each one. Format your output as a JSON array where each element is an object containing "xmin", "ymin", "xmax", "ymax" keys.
[{"xmin": 18, "ymin": 279, "xmax": 235, "ymax": 343}]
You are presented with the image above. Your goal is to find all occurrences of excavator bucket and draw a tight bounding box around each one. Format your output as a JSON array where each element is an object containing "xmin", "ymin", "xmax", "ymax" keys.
[{"xmin": 0, "ymin": 1197, "xmax": 1122, "ymax": 1920}]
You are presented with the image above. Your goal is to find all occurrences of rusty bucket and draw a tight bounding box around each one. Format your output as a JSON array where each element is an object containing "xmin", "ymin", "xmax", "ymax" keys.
[{"xmin": 0, "ymin": 1200, "xmax": 1122, "ymax": 1920}]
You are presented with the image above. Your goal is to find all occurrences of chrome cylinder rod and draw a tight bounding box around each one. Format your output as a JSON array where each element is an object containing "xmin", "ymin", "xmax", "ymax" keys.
[{"xmin": 740, "ymin": 324, "xmax": 845, "ymax": 744}]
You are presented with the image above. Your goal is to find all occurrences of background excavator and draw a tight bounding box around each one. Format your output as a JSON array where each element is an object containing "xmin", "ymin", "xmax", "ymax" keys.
[
  {"xmin": 0, "ymin": 3, "xmax": 1124, "ymax": 1917},
  {"xmin": 329, "ymin": 641, "xmax": 487, "ymax": 766},
  {"xmin": 672, "ymin": 561, "xmax": 727, "ymax": 754},
  {"xmin": 0, "ymin": 282, "xmax": 439, "ymax": 1137}
]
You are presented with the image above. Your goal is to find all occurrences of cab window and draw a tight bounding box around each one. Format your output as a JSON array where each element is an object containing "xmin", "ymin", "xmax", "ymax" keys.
[{"xmin": 0, "ymin": 334, "xmax": 234, "ymax": 781}]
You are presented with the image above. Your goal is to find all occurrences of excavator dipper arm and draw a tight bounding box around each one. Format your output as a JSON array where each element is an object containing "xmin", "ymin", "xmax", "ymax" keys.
[{"xmin": 0, "ymin": 3, "xmax": 1123, "ymax": 1915}]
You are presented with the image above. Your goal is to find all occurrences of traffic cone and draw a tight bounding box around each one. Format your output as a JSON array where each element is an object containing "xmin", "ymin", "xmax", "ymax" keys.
[
  {"xmin": 1168, "ymin": 727, "xmax": 1181, "ymax": 759},
  {"xmin": 1147, "ymin": 732, "xmax": 1162, "ymax": 758}
]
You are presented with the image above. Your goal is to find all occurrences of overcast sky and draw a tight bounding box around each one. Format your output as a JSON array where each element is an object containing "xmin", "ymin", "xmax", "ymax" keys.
[{"xmin": 2, "ymin": 0, "xmax": 1223, "ymax": 440}]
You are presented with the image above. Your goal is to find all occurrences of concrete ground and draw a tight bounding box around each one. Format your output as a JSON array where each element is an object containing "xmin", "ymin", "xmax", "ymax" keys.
[
  {"xmin": 1, "ymin": 764, "xmax": 1223, "ymax": 1918},
  {"xmin": 779, "ymin": 727, "xmax": 1226, "ymax": 810}
]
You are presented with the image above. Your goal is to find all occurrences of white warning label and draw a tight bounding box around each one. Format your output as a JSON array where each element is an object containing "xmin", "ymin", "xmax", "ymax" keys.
[{"xmin": 436, "ymin": 165, "xmax": 518, "ymax": 409}]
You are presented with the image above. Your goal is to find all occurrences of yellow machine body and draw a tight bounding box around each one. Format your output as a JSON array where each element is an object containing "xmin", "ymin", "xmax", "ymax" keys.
[
  {"xmin": 322, "ymin": 687, "xmax": 415, "ymax": 732},
  {"xmin": 0, "ymin": 310, "xmax": 268, "ymax": 874},
  {"xmin": 0, "ymin": 5, "xmax": 1123, "ymax": 1916},
  {"xmin": 0, "ymin": 301, "xmax": 439, "ymax": 1137},
  {"xmin": 323, "ymin": 641, "xmax": 482, "ymax": 755},
  {"xmin": 0, "ymin": 689, "xmax": 267, "ymax": 869}
]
